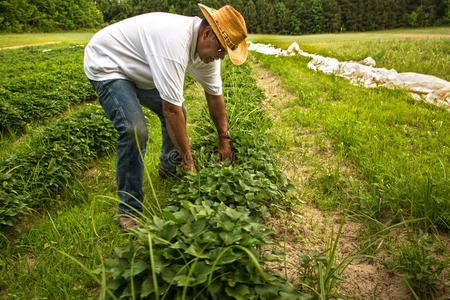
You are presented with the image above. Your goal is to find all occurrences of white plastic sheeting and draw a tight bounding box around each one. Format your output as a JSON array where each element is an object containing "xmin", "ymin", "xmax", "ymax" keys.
[{"xmin": 248, "ymin": 41, "xmax": 450, "ymax": 107}]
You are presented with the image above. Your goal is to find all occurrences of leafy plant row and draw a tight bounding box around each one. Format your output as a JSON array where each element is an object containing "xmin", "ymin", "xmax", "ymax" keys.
[
  {"xmin": 99, "ymin": 60, "xmax": 312, "ymax": 299},
  {"xmin": 0, "ymin": 45, "xmax": 96, "ymax": 134},
  {"xmin": 0, "ymin": 104, "xmax": 116, "ymax": 230}
]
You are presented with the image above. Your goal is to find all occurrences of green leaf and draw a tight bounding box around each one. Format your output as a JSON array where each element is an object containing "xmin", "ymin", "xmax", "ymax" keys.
[
  {"xmin": 224, "ymin": 206, "xmax": 244, "ymax": 220},
  {"xmin": 219, "ymin": 228, "xmax": 242, "ymax": 245},
  {"xmin": 225, "ymin": 284, "xmax": 250, "ymax": 300},
  {"xmin": 140, "ymin": 276, "xmax": 155, "ymax": 297},
  {"xmin": 122, "ymin": 259, "xmax": 148, "ymax": 279},
  {"xmin": 185, "ymin": 244, "xmax": 207, "ymax": 258},
  {"xmin": 180, "ymin": 219, "xmax": 207, "ymax": 237}
]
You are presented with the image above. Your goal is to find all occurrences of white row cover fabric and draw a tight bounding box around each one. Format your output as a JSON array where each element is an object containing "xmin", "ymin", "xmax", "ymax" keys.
[{"xmin": 248, "ymin": 41, "xmax": 449, "ymax": 107}]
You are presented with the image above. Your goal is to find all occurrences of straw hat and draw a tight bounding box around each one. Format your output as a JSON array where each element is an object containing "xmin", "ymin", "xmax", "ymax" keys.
[{"xmin": 198, "ymin": 3, "xmax": 248, "ymax": 65}]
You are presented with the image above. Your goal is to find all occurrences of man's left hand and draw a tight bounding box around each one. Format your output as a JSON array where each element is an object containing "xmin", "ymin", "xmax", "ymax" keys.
[{"xmin": 218, "ymin": 138, "xmax": 234, "ymax": 164}]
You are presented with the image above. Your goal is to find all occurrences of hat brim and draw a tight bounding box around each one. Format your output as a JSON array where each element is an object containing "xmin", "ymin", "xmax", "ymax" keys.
[{"xmin": 198, "ymin": 4, "xmax": 248, "ymax": 66}]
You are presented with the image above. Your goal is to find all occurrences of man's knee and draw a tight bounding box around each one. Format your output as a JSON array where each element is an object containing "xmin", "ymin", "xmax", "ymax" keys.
[{"xmin": 126, "ymin": 120, "xmax": 148, "ymax": 146}]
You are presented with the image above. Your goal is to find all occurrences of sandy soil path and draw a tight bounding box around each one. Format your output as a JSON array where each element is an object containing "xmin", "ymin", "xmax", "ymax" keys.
[
  {"xmin": 250, "ymin": 58, "xmax": 413, "ymax": 299},
  {"xmin": 0, "ymin": 41, "xmax": 60, "ymax": 50}
]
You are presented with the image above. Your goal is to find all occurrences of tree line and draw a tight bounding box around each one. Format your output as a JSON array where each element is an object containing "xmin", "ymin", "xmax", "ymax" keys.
[{"xmin": 1, "ymin": 0, "xmax": 449, "ymax": 33}]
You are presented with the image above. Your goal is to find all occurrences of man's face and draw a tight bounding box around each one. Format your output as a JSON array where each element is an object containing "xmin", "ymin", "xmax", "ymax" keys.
[{"xmin": 197, "ymin": 27, "xmax": 226, "ymax": 64}]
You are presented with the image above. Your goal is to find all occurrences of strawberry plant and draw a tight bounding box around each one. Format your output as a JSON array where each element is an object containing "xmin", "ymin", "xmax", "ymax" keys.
[
  {"xmin": 0, "ymin": 45, "xmax": 96, "ymax": 134},
  {"xmin": 99, "ymin": 201, "xmax": 308, "ymax": 299},
  {"xmin": 100, "ymin": 59, "xmax": 308, "ymax": 299},
  {"xmin": 0, "ymin": 104, "xmax": 116, "ymax": 230}
]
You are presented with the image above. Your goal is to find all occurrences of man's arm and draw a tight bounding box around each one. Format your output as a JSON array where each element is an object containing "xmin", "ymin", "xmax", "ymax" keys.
[
  {"xmin": 162, "ymin": 100, "xmax": 196, "ymax": 172},
  {"xmin": 204, "ymin": 92, "xmax": 233, "ymax": 162}
]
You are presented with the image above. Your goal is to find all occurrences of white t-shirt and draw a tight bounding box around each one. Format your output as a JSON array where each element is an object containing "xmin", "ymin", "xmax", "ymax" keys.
[{"xmin": 84, "ymin": 12, "xmax": 222, "ymax": 106}]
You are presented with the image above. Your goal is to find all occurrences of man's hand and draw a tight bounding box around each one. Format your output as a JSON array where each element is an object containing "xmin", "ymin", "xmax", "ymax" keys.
[
  {"xmin": 184, "ymin": 160, "xmax": 198, "ymax": 173},
  {"xmin": 204, "ymin": 92, "xmax": 234, "ymax": 164},
  {"xmin": 218, "ymin": 138, "xmax": 234, "ymax": 164}
]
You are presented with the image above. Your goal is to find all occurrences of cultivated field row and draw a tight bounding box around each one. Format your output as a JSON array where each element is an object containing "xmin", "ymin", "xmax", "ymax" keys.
[{"xmin": 0, "ymin": 39, "xmax": 448, "ymax": 299}]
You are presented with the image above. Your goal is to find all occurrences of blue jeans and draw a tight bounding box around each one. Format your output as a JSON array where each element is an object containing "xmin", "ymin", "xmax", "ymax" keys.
[{"xmin": 89, "ymin": 79, "xmax": 186, "ymax": 216}]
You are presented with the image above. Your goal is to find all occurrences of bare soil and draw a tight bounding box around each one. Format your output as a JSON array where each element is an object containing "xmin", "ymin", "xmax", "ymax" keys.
[
  {"xmin": 0, "ymin": 42, "xmax": 60, "ymax": 50},
  {"xmin": 251, "ymin": 59, "xmax": 414, "ymax": 299}
]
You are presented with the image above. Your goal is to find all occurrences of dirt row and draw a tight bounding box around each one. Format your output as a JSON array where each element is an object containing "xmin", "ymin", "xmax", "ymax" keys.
[{"xmin": 250, "ymin": 59, "xmax": 413, "ymax": 300}]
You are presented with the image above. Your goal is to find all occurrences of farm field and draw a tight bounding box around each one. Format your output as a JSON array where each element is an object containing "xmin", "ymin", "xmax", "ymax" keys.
[
  {"xmin": 249, "ymin": 27, "xmax": 450, "ymax": 81},
  {"xmin": 0, "ymin": 28, "xmax": 449, "ymax": 299}
]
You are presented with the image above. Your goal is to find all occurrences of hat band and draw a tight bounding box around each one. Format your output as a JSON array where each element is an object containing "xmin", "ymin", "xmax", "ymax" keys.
[{"xmin": 210, "ymin": 12, "xmax": 238, "ymax": 51}]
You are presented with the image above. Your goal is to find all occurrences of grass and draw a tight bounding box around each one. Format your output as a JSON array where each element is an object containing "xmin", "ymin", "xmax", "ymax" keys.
[
  {"xmin": 249, "ymin": 46, "xmax": 448, "ymax": 297},
  {"xmin": 248, "ymin": 27, "xmax": 450, "ymax": 43},
  {"xmin": 249, "ymin": 27, "xmax": 450, "ymax": 81},
  {"xmin": 0, "ymin": 32, "xmax": 94, "ymax": 48},
  {"xmin": 1, "ymin": 29, "xmax": 448, "ymax": 298},
  {"xmin": 253, "ymin": 52, "xmax": 449, "ymax": 230}
]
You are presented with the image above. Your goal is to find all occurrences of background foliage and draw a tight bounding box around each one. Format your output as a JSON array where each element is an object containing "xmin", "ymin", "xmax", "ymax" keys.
[{"xmin": 1, "ymin": 0, "xmax": 449, "ymax": 33}]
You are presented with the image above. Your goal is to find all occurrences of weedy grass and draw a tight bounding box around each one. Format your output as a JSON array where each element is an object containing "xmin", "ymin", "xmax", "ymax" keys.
[
  {"xmin": 0, "ymin": 42, "xmax": 189, "ymax": 298},
  {"xmin": 0, "ymin": 100, "xmax": 174, "ymax": 299},
  {"xmin": 250, "ymin": 28, "xmax": 450, "ymax": 80},
  {"xmin": 296, "ymin": 213, "xmax": 364, "ymax": 299},
  {"xmin": 388, "ymin": 231, "xmax": 448, "ymax": 299},
  {"xmin": 252, "ymin": 52, "xmax": 449, "ymax": 231},
  {"xmin": 0, "ymin": 103, "xmax": 117, "ymax": 229},
  {"xmin": 251, "ymin": 46, "xmax": 449, "ymax": 298}
]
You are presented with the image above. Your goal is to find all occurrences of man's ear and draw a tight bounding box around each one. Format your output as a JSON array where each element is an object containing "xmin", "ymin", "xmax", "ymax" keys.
[{"xmin": 204, "ymin": 26, "xmax": 214, "ymax": 40}]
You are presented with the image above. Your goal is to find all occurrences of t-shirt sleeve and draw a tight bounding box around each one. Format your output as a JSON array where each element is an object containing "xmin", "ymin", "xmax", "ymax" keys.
[
  {"xmin": 146, "ymin": 55, "xmax": 186, "ymax": 106},
  {"xmin": 187, "ymin": 59, "xmax": 222, "ymax": 96}
]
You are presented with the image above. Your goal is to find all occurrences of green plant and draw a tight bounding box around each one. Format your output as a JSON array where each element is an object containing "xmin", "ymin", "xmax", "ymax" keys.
[
  {"xmin": 99, "ymin": 58, "xmax": 311, "ymax": 299},
  {"xmin": 389, "ymin": 233, "xmax": 447, "ymax": 298},
  {"xmin": 0, "ymin": 104, "xmax": 117, "ymax": 230},
  {"xmin": 296, "ymin": 214, "xmax": 361, "ymax": 299},
  {"xmin": 0, "ymin": 45, "xmax": 96, "ymax": 134},
  {"xmin": 253, "ymin": 52, "xmax": 450, "ymax": 230},
  {"xmin": 99, "ymin": 201, "xmax": 307, "ymax": 299}
]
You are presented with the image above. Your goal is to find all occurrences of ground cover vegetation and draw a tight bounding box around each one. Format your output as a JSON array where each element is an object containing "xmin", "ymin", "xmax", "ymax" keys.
[
  {"xmin": 0, "ymin": 43, "xmax": 114, "ymax": 226},
  {"xmin": 97, "ymin": 59, "xmax": 316, "ymax": 299},
  {"xmin": 0, "ymin": 44, "xmax": 97, "ymax": 135},
  {"xmin": 253, "ymin": 52, "xmax": 449, "ymax": 230},
  {"xmin": 251, "ymin": 51, "xmax": 449, "ymax": 298},
  {"xmin": 0, "ymin": 41, "xmax": 179, "ymax": 298},
  {"xmin": 0, "ymin": 33, "xmax": 94, "ymax": 48},
  {"xmin": 1, "ymin": 0, "xmax": 449, "ymax": 34}
]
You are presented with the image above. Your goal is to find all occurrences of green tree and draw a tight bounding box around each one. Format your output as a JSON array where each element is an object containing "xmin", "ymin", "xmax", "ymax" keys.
[
  {"xmin": 311, "ymin": 0, "xmax": 324, "ymax": 32},
  {"xmin": 274, "ymin": 1, "xmax": 290, "ymax": 33},
  {"xmin": 241, "ymin": 0, "xmax": 257, "ymax": 33},
  {"xmin": 0, "ymin": 0, "xmax": 38, "ymax": 32},
  {"xmin": 255, "ymin": 0, "xmax": 276, "ymax": 33},
  {"xmin": 322, "ymin": 0, "xmax": 341, "ymax": 32}
]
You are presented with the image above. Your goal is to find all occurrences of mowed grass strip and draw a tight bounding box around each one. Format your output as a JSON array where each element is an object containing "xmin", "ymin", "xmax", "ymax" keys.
[
  {"xmin": 252, "ymin": 52, "xmax": 449, "ymax": 231},
  {"xmin": 249, "ymin": 27, "xmax": 450, "ymax": 81}
]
